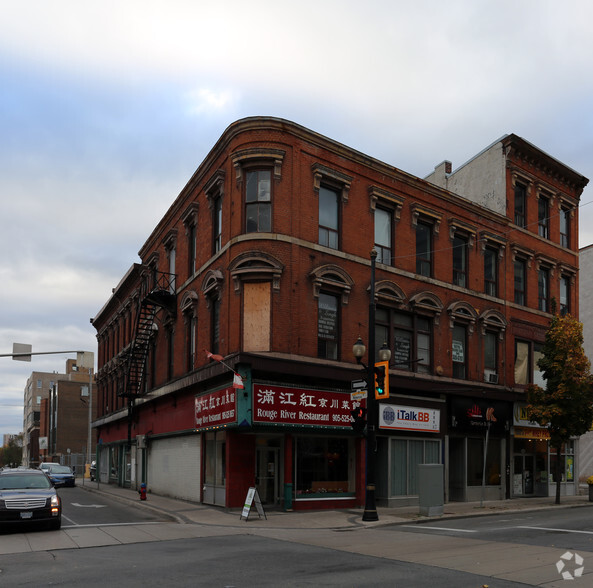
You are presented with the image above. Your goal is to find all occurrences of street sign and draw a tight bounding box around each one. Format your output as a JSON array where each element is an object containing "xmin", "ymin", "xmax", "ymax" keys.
[
  {"xmin": 351, "ymin": 390, "xmax": 368, "ymax": 400},
  {"xmin": 351, "ymin": 379, "xmax": 367, "ymax": 390},
  {"xmin": 12, "ymin": 343, "xmax": 32, "ymax": 362}
]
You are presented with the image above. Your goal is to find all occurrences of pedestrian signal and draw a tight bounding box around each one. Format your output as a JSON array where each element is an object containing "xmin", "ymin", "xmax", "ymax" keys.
[{"xmin": 350, "ymin": 406, "xmax": 367, "ymax": 434}]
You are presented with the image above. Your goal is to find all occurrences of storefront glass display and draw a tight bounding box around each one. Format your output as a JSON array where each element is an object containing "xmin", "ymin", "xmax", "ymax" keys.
[
  {"xmin": 390, "ymin": 438, "xmax": 440, "ymax": 496},
  {"xmin": 549, "ymin": 441, "xmax": 575, "ymax": 483},
  {"xmin": 295, "ymin": 436, "xmax": 353, "ymax": 498},
  {"xmin": 467, "ymin": 437, "xmax": 501, "ymax": 486}
]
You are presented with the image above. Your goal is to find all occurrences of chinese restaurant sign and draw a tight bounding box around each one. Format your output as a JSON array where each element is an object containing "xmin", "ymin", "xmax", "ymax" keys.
[
  {"xmin": 195, "ymin": 387, "xmax": 237, "ymax": 430},
  {"xmin": 253, "ymin": 384, "xmax": 362, "ymax": 428}
]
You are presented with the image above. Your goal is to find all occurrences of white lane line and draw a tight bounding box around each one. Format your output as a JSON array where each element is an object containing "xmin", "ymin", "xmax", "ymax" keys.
[
  {"xmin": 518, "ymin": 525, "xmax": 593, "ymax": 535},
  {"xmin": 402, "ymin": 525, "xmax": 476, "ymax": 533},
  {"xmin": 61, "ymin": 521, "xmax": 165, "ymax": 528}
]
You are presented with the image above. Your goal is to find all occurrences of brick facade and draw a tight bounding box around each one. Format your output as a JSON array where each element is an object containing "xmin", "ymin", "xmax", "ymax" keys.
[{"xmin": 92, "ymin": 117, "xmax": 587, "ymax": 507}]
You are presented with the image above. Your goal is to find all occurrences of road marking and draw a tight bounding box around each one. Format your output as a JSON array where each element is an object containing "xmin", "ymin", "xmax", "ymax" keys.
[
  {"xmin": 71, "ymin": 502, "xmax": 108, "ymax": 508},
  {"xmin": 518, "ymin": 525, "xmax": 593, "ymax": 535},
  {"xmin": 61, "ymin": 522, "xmax": 165, "ymax": 528},
  {"xmin": 402, "ymin": 525, "xmax": 476, "ymax": 533}
]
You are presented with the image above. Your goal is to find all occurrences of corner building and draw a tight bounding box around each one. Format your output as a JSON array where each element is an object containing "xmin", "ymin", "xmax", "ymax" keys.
[{"xmin": 92, "ymin": 118, "xmax": 587, "ymax": 509}]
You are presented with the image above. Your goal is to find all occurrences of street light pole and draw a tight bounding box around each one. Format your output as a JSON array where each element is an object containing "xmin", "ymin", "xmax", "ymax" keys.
[{"xmin": 363, "ymin": 249, "xmax": 378, "ymax": 521}]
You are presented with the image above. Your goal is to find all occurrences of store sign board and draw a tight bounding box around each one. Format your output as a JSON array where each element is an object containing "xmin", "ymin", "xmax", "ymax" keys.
[
  {"xmin": 253, "ymin": 384, "xmax": 362, "ymax": 427},
  {"xmin": 514, "ymin": 426, "xmax": 550, "ymax": 440},
  {"xmin": 195, "ymin": 387, "xmax": 237, "ymax": 430},
  {"xmin": 450, "ymin": 397, "xmax": 510, "ymax": 433},
  {"xmin": 379, "ymin": 404, "xmax": 440, "ymax": 432},
  {"xmin": 513, "ymin": 403, "xmax": 544, "ymax": 428}
]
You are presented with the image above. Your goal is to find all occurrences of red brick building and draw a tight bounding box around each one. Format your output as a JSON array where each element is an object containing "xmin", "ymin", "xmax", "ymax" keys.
[
  {"xmin": 37, "ymin": 359, "xmax": 96, "ymax": 469},
  {"xmin": 91, "ymin": 117, "xmax": 587, "ymax": 508}
]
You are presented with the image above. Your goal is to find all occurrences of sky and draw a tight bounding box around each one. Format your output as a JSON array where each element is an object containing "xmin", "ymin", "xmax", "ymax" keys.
[{"xmin": 2, "ymin": 0, "xmax": 593, "ymax": 439}]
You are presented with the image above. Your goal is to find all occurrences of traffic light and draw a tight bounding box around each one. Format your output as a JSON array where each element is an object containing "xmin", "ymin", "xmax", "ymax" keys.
[
  {"xmin": 350, "ymin": 406, "xmax": 367, "ymax": 434},
  {"xmin": 374, "ymin": 361, "xmax": 390, "ymax": 399}
]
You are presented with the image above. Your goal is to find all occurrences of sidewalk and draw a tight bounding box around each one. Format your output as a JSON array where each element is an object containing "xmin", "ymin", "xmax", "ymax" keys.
[{"xmin": 78, "ymin": 479, "xmax": 593, "ymax": 530}]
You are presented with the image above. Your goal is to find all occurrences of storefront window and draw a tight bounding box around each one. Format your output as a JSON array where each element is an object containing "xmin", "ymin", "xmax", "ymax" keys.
[
  {"xmin": 467, "ymin": 437, "xmax": 501, "ymax": 486},
  {"xmin": 295, "ymin": 436, "xmax": 353, "ymax": 498},
  {"xmin": 110, "ymin": 445, "xmax": 119, "ymax": 481},
  {"xmin": 390, "ymin": 438, "xmax": 440, "ymax": 496},
  {"xmin": 550, "ymin": 441, "xmax": 574, "ymax": 483}
]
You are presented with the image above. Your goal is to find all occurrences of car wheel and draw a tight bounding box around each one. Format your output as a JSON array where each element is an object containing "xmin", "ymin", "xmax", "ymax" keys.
[{"xmin": 50, "ymin": 518, "xmax": 62, "ymax": 531}]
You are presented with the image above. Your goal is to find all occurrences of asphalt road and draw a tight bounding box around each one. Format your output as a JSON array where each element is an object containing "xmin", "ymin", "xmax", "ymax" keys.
[
  {"xmin": 0, "ymin": 534, "xmax": 528, "ymax": 588},
  {"xmin": 397, "ymin": 507, "xmax": 593, "ymax": 552},
  {"xmin": 2, "ymin": 493, "xmax": 593, "ymax": 586},
  {"xmin": 58, "ymin": 485, "xmax": 165, "ymax": 527}
]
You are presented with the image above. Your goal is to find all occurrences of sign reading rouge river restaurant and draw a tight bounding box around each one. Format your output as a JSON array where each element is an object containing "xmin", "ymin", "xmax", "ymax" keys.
[
  {"xmin": 253, "ymin": 384, "xmax": 362, "ymax": 427},
  {"xmin": 195, "ymin": 387, "xmax": 237, "ymax": 430}
]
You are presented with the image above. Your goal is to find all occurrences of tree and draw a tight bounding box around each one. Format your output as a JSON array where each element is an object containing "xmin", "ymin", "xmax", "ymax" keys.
[
  {"xmin": 0, "ymin": 434, "xmax": 24, "ymax": 468},
  {"xmin": 527, "ymin": 313, "xmax": 593, "ymax": 504}
]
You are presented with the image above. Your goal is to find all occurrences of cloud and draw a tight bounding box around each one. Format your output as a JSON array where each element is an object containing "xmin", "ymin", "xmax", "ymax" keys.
[
  {"xmin": 185, "ymin": 88, "xmax": 237, "ymax": 116},
  {"xmin": 2, "ymin": 0, "xmax": 593, "ymax": 438}
]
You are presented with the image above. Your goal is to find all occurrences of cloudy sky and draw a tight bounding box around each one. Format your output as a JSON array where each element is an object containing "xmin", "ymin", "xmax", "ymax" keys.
[{"xmin": 2, "ymin": 0, "xmax": 593, "ymax": 439}]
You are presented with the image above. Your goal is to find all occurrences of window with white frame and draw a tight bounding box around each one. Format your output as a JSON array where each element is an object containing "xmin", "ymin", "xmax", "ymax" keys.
[
  {"xmin": 514, "ymin": 182, "xmax": 527, "ymax": 227},
  {"xmin": 318, "ymin": 185, "xmax": 339, "ymax": 249},
  {"xmin": 538, "ymin": 266, "xmax": 550, "ymax": 312},
  {"xmin": 318, "ymin": 292, "xmax": 339, "ymax": 360},
  {"xmin": 560, "ymin": 205, "xmax": 570, "ymax": 248},
  {"xmin": 514, "ymin": 340, "xmax": 544, "ymax": 386},
  {"xmin": 538, "ymin": 194, "xmax": 550, "ymax": 239},
  {"xmin": 484, "ymin": 246, "xmax": 498, "ymax": 297},
  {"xmin": 246, "ymin": 170, "xmax": 272, "ymax": 233}
]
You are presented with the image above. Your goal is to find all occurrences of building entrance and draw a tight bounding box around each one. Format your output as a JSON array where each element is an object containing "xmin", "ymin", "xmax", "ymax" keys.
[
  {"xmin": 256, "ymin": 447, "xmax": 279, "ymax": 505},
  {"xmin": 513, "ymin": 453, "xmax": 534, "ymax": 496}
]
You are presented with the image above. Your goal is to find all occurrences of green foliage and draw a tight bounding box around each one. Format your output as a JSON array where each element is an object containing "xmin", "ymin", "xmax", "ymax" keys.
[
  {"xmin": 526, "ymin": 314, "xmax": 593, "ymax": 448},
  {"xmin": 0, "ymin": 434, "xmax": 23, "ymax": 468}
]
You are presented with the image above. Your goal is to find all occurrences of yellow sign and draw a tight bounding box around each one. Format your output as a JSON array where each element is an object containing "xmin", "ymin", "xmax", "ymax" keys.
[{"xmin": 514, "ymin": 426, "xmax": 550, "ymax": 440}]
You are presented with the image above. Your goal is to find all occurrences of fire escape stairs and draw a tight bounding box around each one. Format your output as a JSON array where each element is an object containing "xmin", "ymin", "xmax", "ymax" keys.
[
  {"xmin": 120, "ymin": 275, "xmax": 177, "ymax": 401},
  {"xmin": 119, "ymin": 271, "xmax": 177, "ymax": 448}
]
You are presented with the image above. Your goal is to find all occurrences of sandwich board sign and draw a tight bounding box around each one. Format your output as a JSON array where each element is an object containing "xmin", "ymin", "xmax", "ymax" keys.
[{"xmin": 240, "ymin": 486, "xmax": 267, "ymax": 520}]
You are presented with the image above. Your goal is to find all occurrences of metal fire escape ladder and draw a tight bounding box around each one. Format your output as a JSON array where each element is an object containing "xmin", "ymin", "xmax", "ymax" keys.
[
  {"xmin": 123, "ymin": 300, "xmax": 157, "ymax": 399},
  {"xmin": 120, "ymin": 270, "xmax": 177, "ymax": 447}
]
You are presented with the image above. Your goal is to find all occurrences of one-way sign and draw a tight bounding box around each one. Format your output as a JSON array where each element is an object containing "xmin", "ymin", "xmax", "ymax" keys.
[{"xmin": 351, "ymin": 379, "xmax": 367, "ymax": 390}]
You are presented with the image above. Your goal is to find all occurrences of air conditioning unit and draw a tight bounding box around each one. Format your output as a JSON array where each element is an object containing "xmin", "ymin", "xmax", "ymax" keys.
[{"xmin": 484, "ymin": 370, "xmax": 499, "ymax": 384}]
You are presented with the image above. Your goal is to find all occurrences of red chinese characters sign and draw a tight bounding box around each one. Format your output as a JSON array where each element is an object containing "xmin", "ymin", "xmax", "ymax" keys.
[
  {"xmin": 253, "ymin": 384, "xmax": 362, "ymax": 428},
  {"xmin": 195, "ymin": 387, "xmax": 237, "ymax": 430}
]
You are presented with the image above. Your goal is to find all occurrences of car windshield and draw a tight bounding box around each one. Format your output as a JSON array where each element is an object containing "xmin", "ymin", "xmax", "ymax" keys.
[
  {"xmin": 0, "ymin": 474, "xmax": 52, "ymax": 490},
  {"xmin": 49, "ymin": 466, "xmax": 72, "ymax": 474}
]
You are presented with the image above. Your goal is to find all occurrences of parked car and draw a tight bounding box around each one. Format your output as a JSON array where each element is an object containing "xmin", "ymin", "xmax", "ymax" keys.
[
  {"xmin": 0, "ymin": 467, "xmax": 62, "ymax": 530},
  {"xmin": 45, "ymin": 464, "xmax": 76, "ymax": 488},
  {"xmin": 39, "ymin": 462, "xmax": 53, "ymax": 473}
]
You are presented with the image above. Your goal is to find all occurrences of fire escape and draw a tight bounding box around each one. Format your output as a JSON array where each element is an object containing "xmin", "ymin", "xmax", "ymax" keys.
[{"xmin": 119, "ymin": 269, "xmax": 177, "ymax": 447}]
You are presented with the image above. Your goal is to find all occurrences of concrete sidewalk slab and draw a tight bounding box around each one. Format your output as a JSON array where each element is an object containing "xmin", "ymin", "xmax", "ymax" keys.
[
  {"xmin": 25, "ymin": 530, "xmax": 78, "ymax": 551},
  {"xmin": 0, "ymin": 533, "xmax": 32, "ymax": 553},
  {"xmin": 64, "ymin": 526, "xmax": 121, "ymax": 548}
]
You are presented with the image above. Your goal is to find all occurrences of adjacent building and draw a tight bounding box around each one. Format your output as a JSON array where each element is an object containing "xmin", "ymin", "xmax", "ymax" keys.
[
  {"xmin": 25, "ymin": 359, "xmax": 95, "ymax": 468},
  {"xmin": 91, "ymin": 117, "xmax": 587, "ymax": 509},
  {"xmin": 23, "ymin": 370, "xmax": 63, "ymax": 467},
  {"xmin": 578, "ymin": 243, "xmax": 593, "ymax": 485}
]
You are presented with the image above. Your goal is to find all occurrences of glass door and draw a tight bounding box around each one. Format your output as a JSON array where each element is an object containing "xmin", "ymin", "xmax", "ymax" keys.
[
  {"xmin": 513, "ymin": 454, "xmax": 535, "ymax": 496},
  {"xmin": 256, "ymin": 447, "xmax": 278, "ymax": 505}
]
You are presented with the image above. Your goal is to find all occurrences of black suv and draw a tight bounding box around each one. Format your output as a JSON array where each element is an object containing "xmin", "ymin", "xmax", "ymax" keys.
[{"xmin": 0, "ymin": 468, "xmax": 62, "ymax": 531}]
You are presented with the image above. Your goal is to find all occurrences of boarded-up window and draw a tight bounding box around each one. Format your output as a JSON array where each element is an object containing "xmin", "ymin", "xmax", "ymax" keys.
[{"xmin": 243, "ymin": 282, "xmax": 271, "ymax": 351}]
